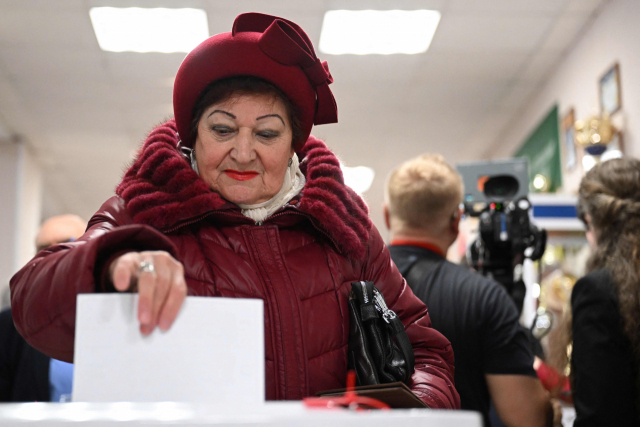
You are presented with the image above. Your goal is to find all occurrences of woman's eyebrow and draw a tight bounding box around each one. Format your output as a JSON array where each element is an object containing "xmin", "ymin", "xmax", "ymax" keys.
[
  {"xmin": 207, "ymin": 110, "xmax": 236, "ymax": 119},
  {"xmin": 257, "ymin": 114, "xmax": 285, "ymax": 125}
]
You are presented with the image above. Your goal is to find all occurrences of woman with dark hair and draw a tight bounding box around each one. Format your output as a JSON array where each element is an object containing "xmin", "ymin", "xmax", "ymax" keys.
[
  {"xmin": 10, "ymin": 13, "xmax": 459, "ymax": 407},
  {"xmin": 571, "ymin": 157, "xmax": 640, "ymax": 425}
]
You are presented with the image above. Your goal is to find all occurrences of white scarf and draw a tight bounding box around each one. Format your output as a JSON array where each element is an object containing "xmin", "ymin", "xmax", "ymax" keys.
[{"xmin": 238, "ymin": 153, "xmax": 305, "ymax": 223}]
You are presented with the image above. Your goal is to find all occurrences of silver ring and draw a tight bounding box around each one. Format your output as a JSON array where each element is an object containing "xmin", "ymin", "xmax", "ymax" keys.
[{"xmin": 139, "ymin": 260, "xmax": 155, "ymax": 274}]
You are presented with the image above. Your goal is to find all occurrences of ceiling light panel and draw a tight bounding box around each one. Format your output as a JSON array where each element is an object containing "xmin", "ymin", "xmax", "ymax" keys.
[
  {"xmin": 319, "ymin": 10, "xmax": 441, "ymax": 55},
  {"xmin": 90, "ymin": 7, "xmax": 209, "ymax": 53}
]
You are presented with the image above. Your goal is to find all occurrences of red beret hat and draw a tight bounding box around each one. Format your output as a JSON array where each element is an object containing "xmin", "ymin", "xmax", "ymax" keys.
[{"xmin": 173, "ymin": 12, "xmax": 338, "ymax": 149}]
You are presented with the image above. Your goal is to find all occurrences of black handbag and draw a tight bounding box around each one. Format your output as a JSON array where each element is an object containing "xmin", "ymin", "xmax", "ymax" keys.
[{"xmin": 347, "ymin": 281, "xmax": 415, "ymax": 386}]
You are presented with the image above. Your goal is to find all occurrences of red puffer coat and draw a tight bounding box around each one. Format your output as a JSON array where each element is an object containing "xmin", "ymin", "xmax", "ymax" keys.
[{"xmin": 11, "ymin": 120, "xmax": 460, "ymax": 408}]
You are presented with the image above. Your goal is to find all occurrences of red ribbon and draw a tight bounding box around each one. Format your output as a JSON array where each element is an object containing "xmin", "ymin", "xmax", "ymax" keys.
[{"xmin": 233, "ymin": 13, "xmax": 338, "ymax": 126}]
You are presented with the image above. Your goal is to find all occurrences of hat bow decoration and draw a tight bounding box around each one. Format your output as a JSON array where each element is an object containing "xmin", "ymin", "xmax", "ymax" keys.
[{"xmin": 233, "ymin": 13, "xmax": 338, "ymax": 125}]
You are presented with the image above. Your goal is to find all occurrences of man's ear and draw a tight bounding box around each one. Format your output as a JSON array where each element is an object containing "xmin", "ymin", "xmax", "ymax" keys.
[
  {"xmin": 451, "ymin": 206, "xmax": 463, "ymax": 235},
  {"xmin": 383, "ymin": 203, "xmax": 391, "ymax": 230}
]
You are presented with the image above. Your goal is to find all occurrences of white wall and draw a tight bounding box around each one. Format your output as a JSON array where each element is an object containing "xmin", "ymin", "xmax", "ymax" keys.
[
  {"xmin": 0, "ymin": 140, "xmax": 42, "ymax": 307},
  {"xmin": 16, "ymin": 143, "xmax": 42, "ymax": 271},
  {"xmin": 490, "ymin": 0, "xmax": 640, "ymax": 194},
  {"xmin": 0, "ymin": 142, "xmax": 20, "ymax": 297}
]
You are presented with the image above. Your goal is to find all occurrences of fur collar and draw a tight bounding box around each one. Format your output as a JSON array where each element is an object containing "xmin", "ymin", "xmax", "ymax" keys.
[{"xmin": 116, "ymin": 120, "xmax": 372, "ymax": 260}]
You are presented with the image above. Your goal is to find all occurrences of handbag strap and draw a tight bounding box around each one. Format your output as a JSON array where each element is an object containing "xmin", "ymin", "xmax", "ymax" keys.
[{"xmin": 397, "ymin": 256, "xmax": 441, "ymax": 378}]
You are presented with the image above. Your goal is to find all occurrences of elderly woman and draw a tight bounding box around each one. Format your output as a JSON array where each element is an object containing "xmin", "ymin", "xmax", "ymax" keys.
[{"xmin": 10, "ymin": 13, "xmax": 458, "ymax": 408}]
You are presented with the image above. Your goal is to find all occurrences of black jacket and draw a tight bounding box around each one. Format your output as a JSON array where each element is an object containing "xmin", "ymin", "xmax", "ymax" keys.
[
  {"xmin": 0, "ymin": 309, "xmax": 50, "ymax": 402},
  {"xmin": 571, "ymin": 268, "xmax": 639, "ymax": 426},
  {"xmin": 390, "ymin": 245, "xmax": 535, "ymax": 426}
]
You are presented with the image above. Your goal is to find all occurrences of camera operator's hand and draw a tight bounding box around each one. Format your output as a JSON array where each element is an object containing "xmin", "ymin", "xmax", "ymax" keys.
[{"xmin": 109, "ymin": 251, "xmax": 187, "ymax": 335}]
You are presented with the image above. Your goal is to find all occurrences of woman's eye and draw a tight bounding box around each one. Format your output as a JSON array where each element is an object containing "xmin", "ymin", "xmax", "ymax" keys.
[
  {"xmin": 258, "ymin": 130, "xmax": 279, "ymax": 139},
  {"xmin": 212, "ymin": 126, "xmax": 233, "ymax": 136}
]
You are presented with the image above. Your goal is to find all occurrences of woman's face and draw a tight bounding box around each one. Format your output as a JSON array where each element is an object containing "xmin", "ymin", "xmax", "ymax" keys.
[{"xmin": 194, "ymin": 93, "xmax": 295, "ymax": 205}]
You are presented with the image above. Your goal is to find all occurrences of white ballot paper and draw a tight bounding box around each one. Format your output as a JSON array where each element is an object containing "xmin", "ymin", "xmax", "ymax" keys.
[{"xmin": 72, "ymin": 294, "xmax": 264, "ymax": 404}]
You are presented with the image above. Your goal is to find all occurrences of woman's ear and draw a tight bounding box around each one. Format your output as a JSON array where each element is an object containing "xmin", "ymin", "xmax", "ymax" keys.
[{"xmin": 584, "ymin": 214, "xmax": 598, "ymax": 248}]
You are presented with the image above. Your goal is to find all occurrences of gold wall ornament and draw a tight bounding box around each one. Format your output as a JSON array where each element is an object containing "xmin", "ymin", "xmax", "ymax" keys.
[{"xmin": 574, "ymin": 113, "xmax": 616, "ymax": 156}]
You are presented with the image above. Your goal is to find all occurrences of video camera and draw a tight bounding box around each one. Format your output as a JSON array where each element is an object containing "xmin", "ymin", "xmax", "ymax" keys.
[{"xmin": 457, "ymin": 159, "xmax": 547, "ymax": 313}]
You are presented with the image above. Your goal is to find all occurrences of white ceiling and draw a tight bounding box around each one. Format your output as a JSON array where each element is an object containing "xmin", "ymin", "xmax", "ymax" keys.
[{"xmin": 0, "ymin": 0, "xmax": 607, "ymax": 235}]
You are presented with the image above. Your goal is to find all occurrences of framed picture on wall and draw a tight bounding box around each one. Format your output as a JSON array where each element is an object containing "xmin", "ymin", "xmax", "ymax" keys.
[
  {"xmin": 599, "ymin": 62, "xmax": 621, "ymax": 116},
  {"xmin": 561, "ymin": 108, "xmax": 578, "ymax": 172}
]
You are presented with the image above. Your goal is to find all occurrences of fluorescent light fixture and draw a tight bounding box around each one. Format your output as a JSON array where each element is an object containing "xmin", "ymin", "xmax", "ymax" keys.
[
  {"xmin": 89, "ymin": 7, "xmax": 209, "ymax": 53},
  {"xmin": 319, "ymin": 9, "xmax": 441, "ymax": 55},
  {"xmin": 341, "ymin": 164, "xmax": 375, "ymax": 195}
]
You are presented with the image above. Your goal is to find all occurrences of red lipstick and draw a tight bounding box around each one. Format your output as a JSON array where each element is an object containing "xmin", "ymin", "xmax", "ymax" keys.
[{"xmin": 224, "ymin": 170, "xmax": 259, "ymax": 181}]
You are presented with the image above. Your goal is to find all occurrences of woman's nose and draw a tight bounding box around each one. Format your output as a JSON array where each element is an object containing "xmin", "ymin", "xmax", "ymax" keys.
[{"xmin": 230, "ymin": 128, "xmax": 255, "ymax": 163}]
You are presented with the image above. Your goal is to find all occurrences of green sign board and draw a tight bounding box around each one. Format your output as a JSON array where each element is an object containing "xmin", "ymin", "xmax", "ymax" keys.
[{"xmin": 514, "ymin": 105, "xmax": 562, "ymax": 192}]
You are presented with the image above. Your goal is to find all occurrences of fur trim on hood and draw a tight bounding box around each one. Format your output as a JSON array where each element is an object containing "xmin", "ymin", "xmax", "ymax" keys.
[{"xmin": 116, "ymin": 120, "xmax": 372, "ymax": 260}]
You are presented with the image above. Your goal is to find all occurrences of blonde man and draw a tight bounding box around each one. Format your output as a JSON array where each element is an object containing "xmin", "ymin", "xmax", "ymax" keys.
[{"xmin": 384, "ymin": 154, "xmax": 555, "ymax": 427}]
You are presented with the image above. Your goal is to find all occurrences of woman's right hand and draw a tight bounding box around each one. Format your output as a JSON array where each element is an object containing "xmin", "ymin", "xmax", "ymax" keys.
[{"xmin": 109, "ymin": 251, "xmax": 187, "ymax": 335}]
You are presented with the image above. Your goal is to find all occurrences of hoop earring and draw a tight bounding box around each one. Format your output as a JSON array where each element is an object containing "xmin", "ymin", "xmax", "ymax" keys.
[{"xmin": 288, "ymin": 158, "xmax": 293, "ymax": 167}]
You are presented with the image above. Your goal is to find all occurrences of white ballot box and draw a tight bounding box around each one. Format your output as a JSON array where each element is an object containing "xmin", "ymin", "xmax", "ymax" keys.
[
  {"xmin": 72, "ymin": 294, "xmax": 264, "ymax": 404},
  {"xmin": 0, "ymin": 402, "xmax": 483, "ymax": 426}
]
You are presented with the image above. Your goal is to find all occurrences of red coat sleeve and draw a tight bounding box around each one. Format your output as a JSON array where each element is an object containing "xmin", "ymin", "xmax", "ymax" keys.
[
  {"xmin": 9, "ymin": 196, "xmax": 177, "ymax": 362},
  {"xmin": 362, "ymin": 226, "xmax": 460, "ymax": 409}
]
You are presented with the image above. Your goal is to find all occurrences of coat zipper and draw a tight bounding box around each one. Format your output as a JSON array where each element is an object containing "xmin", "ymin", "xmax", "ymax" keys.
[
  {"xmin": 162, "ymin": 210, "xmax": 248, "ymax": 234},
  {"xmin": 162, "ymin": 208, "xmax": 339, "ymax": 251},
  {"xmin": 263, "ymin": 210, "xmax": 340, "ymax": 250}
]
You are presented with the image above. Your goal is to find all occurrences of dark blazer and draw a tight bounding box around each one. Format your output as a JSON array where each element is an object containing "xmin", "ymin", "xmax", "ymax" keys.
[
  {"xmin": 0, "ymin": 309, "xmax": 50, "ymax": 402},
  {"xmin": 571, "ymin": 268, "xmax": 639, "ymax": 426}
]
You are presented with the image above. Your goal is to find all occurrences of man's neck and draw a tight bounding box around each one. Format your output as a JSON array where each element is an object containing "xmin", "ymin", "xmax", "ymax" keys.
[{"xmin": 389, "ymin": 230, "xmax": 450, "ymax": 258}]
